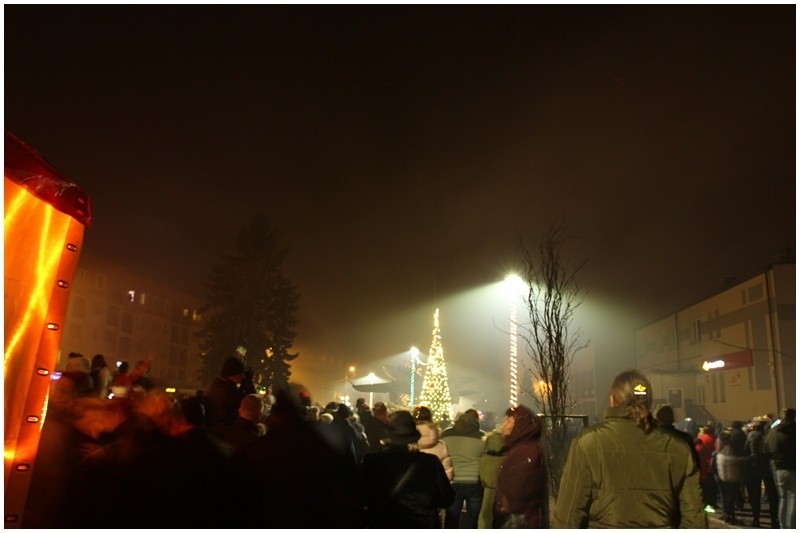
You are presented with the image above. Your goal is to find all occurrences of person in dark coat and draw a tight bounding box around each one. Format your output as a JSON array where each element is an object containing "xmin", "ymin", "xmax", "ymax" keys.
[
  {"xmin": 235, "ymin": 385, "xmax": 364, "ymax": 528},
  {"xmin": 765, "ymin": 407, "xmax": 796, "ymax": 529},
  {"xmin": 204, "ymin": 356, "xmax": 246, "ymax": 435},
  {"xmin": 493, "ymin": 405, "xmax": 547, "ymax": 528},
  {"xmin": 220, "ymin": 393, "xmax": 264, "ymax": 455},
  {"xmin": 361, "ymin": 410, "xmax": 455, "ymax": 528},
  {"xmin": 655, "ymin": 404, "xmax": 701, "ymax": 471},
  {"xmin": 745, "ymin": 415, "xmax": 779, "ymax": 528}
]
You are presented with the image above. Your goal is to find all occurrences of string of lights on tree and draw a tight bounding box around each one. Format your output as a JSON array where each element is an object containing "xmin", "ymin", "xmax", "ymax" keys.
[{"xmin": 418, "ymin": 308, "xmax": 453, "ymax": 424}]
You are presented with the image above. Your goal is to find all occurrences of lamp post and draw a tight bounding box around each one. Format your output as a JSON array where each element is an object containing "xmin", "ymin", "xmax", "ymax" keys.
[
  {"xmin": 367, "ymin": 372, "xmax": 376, "ymax": 406},
  {"xmin": 504, "ymin": 274, "xmax": 526, "ymax": 408},
  {"xmin": 409, "ymin": 346, "xmax": 426, "ymax": 407}
]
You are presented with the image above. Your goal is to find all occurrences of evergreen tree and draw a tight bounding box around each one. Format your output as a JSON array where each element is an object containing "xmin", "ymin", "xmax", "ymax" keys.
[
  {"xmin": 197, "ymin": 213, "xmax": 300, "ymax": 391},
  {"xmin": 418, "ymin": 308, "xmax": 453, "ymax": 424}
]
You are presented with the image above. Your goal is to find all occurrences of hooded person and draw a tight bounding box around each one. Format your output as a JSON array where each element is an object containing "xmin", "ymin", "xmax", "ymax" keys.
[
  {"xmin": 361, "ymin": 410, "xmax": 455, "ymax": 529},
  {"xmin": 492, "ymin": 405, "xmax": 547, "ymax": 528}
]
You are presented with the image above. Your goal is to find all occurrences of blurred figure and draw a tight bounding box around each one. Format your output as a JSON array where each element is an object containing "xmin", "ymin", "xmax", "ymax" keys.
[
  {"xmin": 552, "ymin": 369, "xmax": 706, "ymax": 528},
  {"xmin": 204, "ymin": 356, "xmax": 246, "ymax": 435},
  {"xmin": 306, "ymin": 404, "xmax": 322, "ymax": 422},
  {"xmin": 356, "ymin": 397, "xmax": 372, "ymax": 425},
  {"xmin": 236, "ymin": 385, "xmax": 364, "ymax": 528},
  {"xmin": 745, "ymin": 415, "xmax": 779, "ymax": 527},
  {"xmin": 239, "ymin": 367, "xmax": 257, "ymax": 395},
  {"xmin": 655, "ymin": 404, "xmax": 701, "ymax": 471},
  {"xmin": 695, "ymin": 421, "xmax": 718, "ymax": 512},
  {"xmin": 414, "ymin": 405, "xmax": 454, "ymax": 481},
  {"xmin": 441, "ymin": 409, "xmax": 485, "ymax": 528},
  {"xmin": 63, "ymin": 351, "xmax": 94, "ymax": 394},
  {"xmin": 766, "ymin": 407, "xmax": 796, "ymax": 529},
  {"xmin": 90, "ymin": 353, "xmax": 113, "ymax": 399},
  {"xmin": 221, "ymin": 393, "xmax": 265, "ymax": 455},
  {"xmin": 478, "ymin": 429, "xmax": 507, "ymax": 529},
  {"xmin": 69, "ymin": 391, "xmax": 210, "ymax": 527},
  {"xmin": 363, "ymin": 401, "xmax": 390, "ymax": 453},
  {"xmin": 362, "ymin": 410, "xmax": 455, "ymax": 528},
  {"xmin": 23, "ymin": 370, "xmax": 125, "ymax": 528},
  {"xmin": 331, "ymin": 403, "xmax": 367, "ymax": 464},
  {"xmin": 716, "ymin": 428, "xmax": 750, "ymax": 525},
  {"xmin": 492, "ymin": 405, "xmax": 547, "ymax": 528}
]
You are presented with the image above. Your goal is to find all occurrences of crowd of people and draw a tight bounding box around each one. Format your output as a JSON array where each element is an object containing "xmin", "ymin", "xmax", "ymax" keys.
[{"xmin": 21, "ymin": 354, "xmax": 795, "ymax": 529}]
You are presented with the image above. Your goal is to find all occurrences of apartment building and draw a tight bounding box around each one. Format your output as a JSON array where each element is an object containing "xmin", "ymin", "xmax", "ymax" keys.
[
  {"xmin": 635, "ymin": 262, "xmax": 795, "ymax": 425},
  {"xmin": 57, "ymin": 254, "xmax": 205, "ymax": 393}
]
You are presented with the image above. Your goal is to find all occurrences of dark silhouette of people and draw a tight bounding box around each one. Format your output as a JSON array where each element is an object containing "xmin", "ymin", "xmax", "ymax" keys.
[
  {"xmin": 204, "ymin": 356, "xmax": 246, "ymax": 435},
  {"xmin": 361, "ymin": 410, "xmax": 455, "ymax": 528},
  {"xmin": 235, "ymin": 386, "xmax": 364, "ymax": 528}
]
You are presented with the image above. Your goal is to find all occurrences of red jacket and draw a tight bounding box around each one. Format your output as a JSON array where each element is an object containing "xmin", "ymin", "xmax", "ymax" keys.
[
  {"xmin": 493, "ymin": 406, "xmax": 547, "ymax": 528},
  {"xmin": 695, "ymin": 431, "xmax": 716, "ymax": 481}
]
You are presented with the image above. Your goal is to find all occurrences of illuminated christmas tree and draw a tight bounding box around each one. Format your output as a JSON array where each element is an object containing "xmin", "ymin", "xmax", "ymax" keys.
[{"xmin": 419, "ymin": 308, "xmax": 453, "ymax": 424}]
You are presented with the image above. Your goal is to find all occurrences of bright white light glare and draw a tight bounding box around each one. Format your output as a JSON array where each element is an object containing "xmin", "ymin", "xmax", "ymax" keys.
[
  {"xmin": 702, "ymin": 360, "xmax": 725, "ymax": 371},
  {"xmin": 503, "ymin": 274, "xmax": 527, "ymax": 297}
]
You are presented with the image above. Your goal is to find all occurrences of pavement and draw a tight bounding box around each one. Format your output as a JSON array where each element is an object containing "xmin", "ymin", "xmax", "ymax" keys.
[{"xmin": 706, "ymin": 497, "xmax": 778, "ymax": 529}]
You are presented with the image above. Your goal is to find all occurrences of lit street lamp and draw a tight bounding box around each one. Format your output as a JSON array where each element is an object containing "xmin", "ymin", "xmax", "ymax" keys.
[
  {"xmin": 367, "ymin": 372, "xmax": 376, "ymax": 406},
  {"xmin": 409, "ymin": 346, "xmax": 427, "ymax": 407},
  {"xmin": 504, "ymin": 274, "xmax": 526, "ymax": 407}
]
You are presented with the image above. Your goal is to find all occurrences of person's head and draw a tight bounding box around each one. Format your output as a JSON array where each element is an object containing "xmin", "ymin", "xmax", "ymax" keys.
[
  {"xmin": 220, "ymin": 356, "xmax": 245, "ymax": 383},
  {"xmin": 782, "ymin": 407, "xmax": 796, "ymax": 422},
  {"xmin": 91, "ymin": 354, "xmax": 107, "ymax": 369},
  {"xmin": 382, "ymin": 410, "xmax": 422, "ymax": 447},
  {"xmin": 239, "ymin": 394, "xmax": 264, "ymax": 423},
  {"xmin": 65, "ymin": 352, "xmax": 90, "ymax": 373},
  {"xmin": 320, "ymin": 413, "xmax": 334, "ymax": 424},
  {"xmin": 306, "ymin": 405, "xmax": 321, "ymax": 422},
  {"xmin": 373, "ymin": 402, "xmax": 388, "ymax": 419},
  {"xmin": 413, "ymin": 405, "xmax": 433, "ymax": 422},
  {"xmin": 502, "ymin": 404, "xmax": 542, "ymax": 442},
  {"xmin": 502, "ymin": 407, "xmax": 515, "ymax": 437},
  {"xmin": 117, "ymin": 361, "xmax": 130, "ymax": 374},
  {"xmin": 463, "ymin": 409, "xmax": 480, "ymax": 421},
  {"xmin": 609, "ymin": 369, "xmax": 656, "ymax": 434},
  {"xmin": 654, "ymin": 404, "xmax": 675, "ymax": 428},
  {"xmin": 180, "ymin": 396, "xmax": 206, "ymax": 426},
  {"xmin": 356, "ymin": 398, "xmax": 368, "ymax": 411},
  {"xmin": 333, "ymin": 403, "xmax": 351, "ymax": 421}
]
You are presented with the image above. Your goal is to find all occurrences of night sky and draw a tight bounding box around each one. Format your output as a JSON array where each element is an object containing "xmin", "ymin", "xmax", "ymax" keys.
[{"xmin": 5, "ymin": 6, "xmax": 795, "ymax": 406}]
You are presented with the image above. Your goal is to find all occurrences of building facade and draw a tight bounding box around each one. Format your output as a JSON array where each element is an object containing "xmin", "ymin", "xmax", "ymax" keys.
[
  {"xmin": 57, "ymin": 254, "xmax": 205, "ymax": 393},
  {"xmin": 635, "ymin": 263, "xmax": 795, "ymax": 426}
]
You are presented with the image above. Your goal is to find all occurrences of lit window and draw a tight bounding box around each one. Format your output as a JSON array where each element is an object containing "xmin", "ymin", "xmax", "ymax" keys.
[
  {"xmin": 139, "ymin": 293, "xmax": 147, "ymax": 305},
  {"xmin": 128, "ymin": 290, "xmax": 135, "ymax": 303}
]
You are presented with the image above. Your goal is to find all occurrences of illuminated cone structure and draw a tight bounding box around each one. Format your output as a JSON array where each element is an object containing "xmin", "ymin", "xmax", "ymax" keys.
[{"xmin": 418, "ymin": 308, "xmax": 453, "ymax": 424}]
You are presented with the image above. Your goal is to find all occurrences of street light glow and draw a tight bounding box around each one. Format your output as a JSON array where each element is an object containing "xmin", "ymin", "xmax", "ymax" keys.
[{"xmin": 504, "ymin": 273, "xmax": 525, "ymax": 407}]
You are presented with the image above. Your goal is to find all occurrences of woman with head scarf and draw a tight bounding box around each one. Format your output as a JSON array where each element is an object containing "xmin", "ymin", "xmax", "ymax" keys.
[
  {"xmin": 552, "ymin": 369, "xmax": 707, "ymax": 528},
  {"xmin": 492, "ymin": 405, "xmax": 547, "ymax": 528}
]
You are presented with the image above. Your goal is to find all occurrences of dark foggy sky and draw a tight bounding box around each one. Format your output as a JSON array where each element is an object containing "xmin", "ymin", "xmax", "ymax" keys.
[{"xmin": 5, "ymin": 6, "xmax": 795, "ymax": 401}]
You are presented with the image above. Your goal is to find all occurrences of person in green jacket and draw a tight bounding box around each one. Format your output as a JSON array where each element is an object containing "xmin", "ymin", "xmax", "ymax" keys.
[
  {"xmin": 552, "ymin": 369, "xmax": 707, "ymax": 528},
  {"xmin": 477, "ymin": 428, "xmax": 507, "ymax": 528}
]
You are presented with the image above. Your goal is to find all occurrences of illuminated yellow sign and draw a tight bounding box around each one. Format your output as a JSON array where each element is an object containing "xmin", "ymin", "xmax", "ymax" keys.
[{"xmin": 633, "ymin": 384, "xmax": 647, "ymax": 395}]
